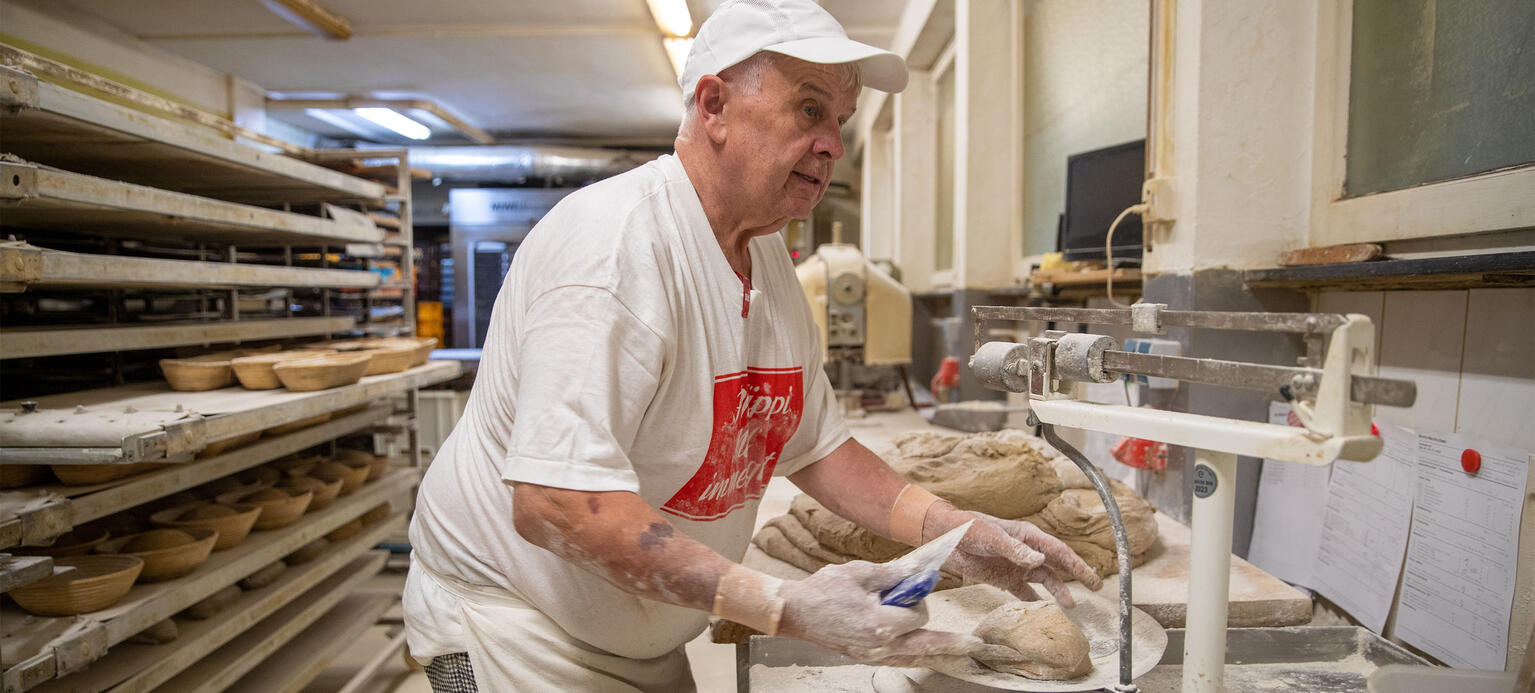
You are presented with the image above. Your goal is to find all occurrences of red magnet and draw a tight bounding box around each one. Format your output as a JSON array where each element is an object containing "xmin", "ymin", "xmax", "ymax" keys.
[
  {"xmin": 1461, "ymin": 449, "xmax": 1481, "ymax": 474},
  {"xmin": 1371, "ymin": 422, "xmax": 1380, "ymax": 436}
]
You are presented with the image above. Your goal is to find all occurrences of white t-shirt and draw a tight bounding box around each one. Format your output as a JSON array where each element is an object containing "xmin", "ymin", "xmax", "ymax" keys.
[{"xmin": 405, "ymin": 154, "xmax": 851, "ymax": 661}]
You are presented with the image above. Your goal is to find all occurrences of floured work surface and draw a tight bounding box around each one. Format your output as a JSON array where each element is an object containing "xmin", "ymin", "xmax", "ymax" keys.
[
  {"xmin": 746, "ymin": 627, "xmax": 1426, "ymax": 693},
  {"xmin": 884, "ymin": 583, "xmax": 1165, "ymax": 692},
  {"xmin": 726, "ymin": 512, "xmax": 1310, "ymax": 645}
]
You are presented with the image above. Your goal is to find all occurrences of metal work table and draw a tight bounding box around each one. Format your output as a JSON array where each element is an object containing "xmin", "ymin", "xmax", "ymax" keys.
[{"xmin": 741, "ymin": 627, "xmax": 1428, "ymax": 692}]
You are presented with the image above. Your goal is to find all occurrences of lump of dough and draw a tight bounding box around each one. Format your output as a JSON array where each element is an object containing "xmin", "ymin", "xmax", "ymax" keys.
[{"xmin": 973, "ymin": 601, "xmax": 1092, "ymax": 680}]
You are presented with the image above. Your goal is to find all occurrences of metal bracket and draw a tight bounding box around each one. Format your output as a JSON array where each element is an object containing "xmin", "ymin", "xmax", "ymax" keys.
[
  {"xmin": 0, "ymin": 65, "xmax": 40, "ymax": 111},
  {"xmin": 0, "ymin": 242, "xmax": 43, "ymax": 293},
  {"xmin": 1131, "ymin": 302, "xmax": 1166, "ymax": 334},
  {"xmin": 0, "ymin": 162, "xmax": 39, "ymax": 201},
  {"xmin": 0, "ymin": 495, "xmax": 72, "ymax": 549}
]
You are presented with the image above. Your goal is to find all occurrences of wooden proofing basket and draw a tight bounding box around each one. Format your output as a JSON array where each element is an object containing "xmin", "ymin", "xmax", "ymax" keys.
[
  {"xmin": 231, "ymin": 349, "xmax": 337, "ymax": 390},
  {"xmin": 13, "ymin": 526, "xmax": 111, "ymax": 557},
  {"xmin": 197, "ymin": 431, "xmax": 262, "ymax": 458},
  {"xmin": 96, "ymin": 527, "xmax": 219, "ymax": 582},
  {"xmin": 311, "ymin": 460, "xmax": 368, "ymax": 496},
  {"xmin": 10, "ymin": 556, "xmax": 143, "ymax": 616},
  {"xmin": 271, "ymin": 352, "xmax": 372, "ymax": 391},
  {"xmin": 159, "ymin": 353, "xmax": 239, "ymax": 391},
  {"xmin": 337, "ymin": 449, "xmax": 390, "ymax": 481},
  {"xmin": 151, "ymin": 502, "xmax": 261, "ymax": 551},
  {"xmin": 278, "ymin": 475, "xmax": 343, "ymax": 512},
  {"xmin": 359, "ymin": 345, "xmax": 415, "ymax": 375},
  {"xmin": 219, "ymin": 487, "xmax": 313, "ymax": 530}
]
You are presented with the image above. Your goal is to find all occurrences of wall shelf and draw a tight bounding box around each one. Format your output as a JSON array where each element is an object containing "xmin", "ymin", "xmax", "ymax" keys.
[
  {"xmin": 0, "ymin": 361, "xmax": 460, "ymax": 465},
  {"xmin": 0, "ymin": 243, "xmax": 378, "ymax": 293},
  {"xmin": 0, "ymin": 469, "xmax": 416, "ymax": 691},
  {"xmin": 1243, "ymin": 250, "xmax": 1535, "ymax": 292},
  {"xmin": 0, "ymin": 162, "xmax": 384, "ymax": 247},
  {"xmin": 0, "ymin": 317, "xmax": 358, "ymax": 360},
  {"xmin": 0, "ymin": 65, "xmax": 385, "ymax": 206}
]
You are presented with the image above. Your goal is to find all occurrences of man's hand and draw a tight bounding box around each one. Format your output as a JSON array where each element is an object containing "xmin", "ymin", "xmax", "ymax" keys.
[
  {"xmin": 777, "ymin": 560, "xmax": 985, "ymax": 667},
  {"xmin": 934, "ymin": 506, "xmax": 1103, "ymax": 606}
]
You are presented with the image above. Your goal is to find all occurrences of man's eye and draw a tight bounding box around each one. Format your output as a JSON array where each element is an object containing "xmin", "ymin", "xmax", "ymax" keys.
[{"xmin": 803, "ymin": 104, "xmax": 820, "ymax": 118}]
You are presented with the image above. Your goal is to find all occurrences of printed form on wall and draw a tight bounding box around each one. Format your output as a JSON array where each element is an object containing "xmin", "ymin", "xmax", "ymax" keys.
[
  {"xmin": 1246, "ymin": 401, "xmax": 1333, "ymax": 588},
  {"xmin": 1311, "ymin": 423, "xmax": 1418, "ymax": 632},
  {"xmin": 1396, "ymin": 431, "xmax": 1531, "ymax": 670}
]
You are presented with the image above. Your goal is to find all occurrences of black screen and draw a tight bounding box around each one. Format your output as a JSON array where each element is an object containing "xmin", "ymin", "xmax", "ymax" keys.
[{"xmin": 1059, "ymin": 139, "xmax": 1146, "ymax": 262}]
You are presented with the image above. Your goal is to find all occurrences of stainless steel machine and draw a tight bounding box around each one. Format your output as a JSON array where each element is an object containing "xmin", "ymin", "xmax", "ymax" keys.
[{"xmin": 446, "ymin": 188, "xmax": 575, "ymax": 348}]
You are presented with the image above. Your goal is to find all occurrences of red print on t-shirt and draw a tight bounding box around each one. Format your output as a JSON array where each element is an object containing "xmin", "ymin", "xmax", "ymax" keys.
[{"xmin": 661, "ymin": 367, "xmax": 804, "ymax": 521}]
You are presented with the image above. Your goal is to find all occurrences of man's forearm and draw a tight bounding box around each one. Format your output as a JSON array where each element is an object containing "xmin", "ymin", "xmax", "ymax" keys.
[
  {"xmin": 788, "ymin": 438, "xmax": 968, "ymax": 546},
  {"xmin": 512, "ymin": 482, "xmax": 734, "ymax": 611}
]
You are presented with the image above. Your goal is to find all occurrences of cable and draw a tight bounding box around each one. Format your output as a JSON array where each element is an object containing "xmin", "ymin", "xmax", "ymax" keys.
[{"xmin": 1104, "ymin": 203, "xmax": 1148, "ymax": 308}]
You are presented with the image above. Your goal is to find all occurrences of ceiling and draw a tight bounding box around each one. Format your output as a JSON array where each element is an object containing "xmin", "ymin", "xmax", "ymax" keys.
[{"xmin": 56, "ymin": 0, "xmax": 905, "ymax": 146}]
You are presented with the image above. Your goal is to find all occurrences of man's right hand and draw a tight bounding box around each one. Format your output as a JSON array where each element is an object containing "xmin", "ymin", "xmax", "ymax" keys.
[{"xmin": 776, "ymin": 560, "xmax": 983, "ymax": 667}]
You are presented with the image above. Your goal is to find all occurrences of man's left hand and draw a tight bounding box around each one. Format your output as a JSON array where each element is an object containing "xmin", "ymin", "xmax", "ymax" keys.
[{"xmin": 934, "ymin": 508, "xmax": 1103, "ymax": 606}]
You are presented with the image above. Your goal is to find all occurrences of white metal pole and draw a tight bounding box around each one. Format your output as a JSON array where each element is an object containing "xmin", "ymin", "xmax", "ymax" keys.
[{"xmin": 1182, "ymin": 448, "xmax": 1236, "ymax": 693}]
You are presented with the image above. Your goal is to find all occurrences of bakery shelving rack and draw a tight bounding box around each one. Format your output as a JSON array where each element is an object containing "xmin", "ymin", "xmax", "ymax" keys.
[{"xmin": 0, "ymin": 44, "xmax": 452, "ymax": 692}]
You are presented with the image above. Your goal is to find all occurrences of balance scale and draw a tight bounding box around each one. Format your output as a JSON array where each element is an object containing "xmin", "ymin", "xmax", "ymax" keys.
[{"xmin": 955, "ymin": 304, "xmax": 1418, "ymax": 693}]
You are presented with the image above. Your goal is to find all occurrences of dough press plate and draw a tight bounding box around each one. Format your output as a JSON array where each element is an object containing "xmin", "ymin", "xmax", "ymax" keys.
[{"xmin": 872, "ymin": 584, "xmax": 1167, "ymax": 692}]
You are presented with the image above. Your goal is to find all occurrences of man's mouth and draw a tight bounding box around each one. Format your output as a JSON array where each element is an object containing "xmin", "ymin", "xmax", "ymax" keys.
[{"xmin": 793, "ymin": 171, "xmax": 821, "ymax": 185}]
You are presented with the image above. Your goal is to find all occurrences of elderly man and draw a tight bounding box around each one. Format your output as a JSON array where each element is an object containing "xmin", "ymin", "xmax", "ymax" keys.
[{"xmin": 404, "ymin": 0, "xmax": 1101, "ymax": 690}]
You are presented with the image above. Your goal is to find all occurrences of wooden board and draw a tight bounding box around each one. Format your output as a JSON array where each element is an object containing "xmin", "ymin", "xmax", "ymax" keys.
[
  {"xmin": 0, "ymin": 316, "xmax": 356, "ymax": 360},
  {"xmin": 0, "ymin": 361, "xmax": 460, "ymax": 460},
  {"xmin": 0, "ymin": 243, "xmax": 379, "ymax": 292},
  {"xmin": 213, "ymin": 593, "xmax": 393, "ymax": 693},
  {"xmin": 0, "ymin": 67, "xmax": 385, "ymax": 206},
  {"xmin": 1245, "ymin": 250, "xmax": 1535, "ymax": 291},
  {"xmin": 1030, "ymin": 267, "xmax": 1144, "ymax": 287},
  {"xmin": 0, "ymin": 163, "xmax": 384, "ymax": 247},
  {"xmin": 719, "ymin": 513, "xmax": 1311, "ymax": 643}
]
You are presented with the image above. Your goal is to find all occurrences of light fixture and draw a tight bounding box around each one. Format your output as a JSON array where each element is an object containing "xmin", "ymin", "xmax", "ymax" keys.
[
  {"xmin": 261, "ymin": 0, "xmax": 351, "ymax": 40},
  {"xmin": 645, "ymin": 0, "xmax": 693, "ymax": 38},
  {"xmin": 303, "ymin": 108, "xmax": 370, "ymax": 137},
  {"xmin": 274, "ymin": 97, "xmax": 493, "ymax": 143},
  {"xmin": 354, "ymin": 107, "xmax": 432, "ymax": 140},
  {"xmin": 663, "ymin": 37, "xmax": 692, "ymax": 79}
]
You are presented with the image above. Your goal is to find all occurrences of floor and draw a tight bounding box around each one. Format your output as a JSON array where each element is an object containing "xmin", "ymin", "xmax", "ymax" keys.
[{"xmin": 317, "ymin": 409, "xmax": 943, "ymax": 692}]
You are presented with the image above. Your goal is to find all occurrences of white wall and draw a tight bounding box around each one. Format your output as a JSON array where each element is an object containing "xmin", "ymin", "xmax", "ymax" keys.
[{"xmin": 1020, "ymin": 0, "xmax": 1149, "ymax": 256}]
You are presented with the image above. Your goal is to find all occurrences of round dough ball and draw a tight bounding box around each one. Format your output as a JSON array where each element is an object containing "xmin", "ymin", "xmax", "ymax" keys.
[{"xmin": 973, "ymin": 601, "xmax": 1092, "ymax": 680}]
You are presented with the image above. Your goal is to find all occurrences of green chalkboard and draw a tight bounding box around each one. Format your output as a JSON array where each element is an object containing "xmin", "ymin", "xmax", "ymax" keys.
[{"xmin": 1346, "ymin": 0, "xmax": 1535, "ymax": 198}]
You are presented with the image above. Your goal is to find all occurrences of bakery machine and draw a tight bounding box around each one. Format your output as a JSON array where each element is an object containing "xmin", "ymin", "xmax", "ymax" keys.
[
  {"xmin": 796, "ymin": 243, "xmax": 913, "ymax": 411},
  {"xmin": 966, "ymin": 304, "xmax": 1419, "ymax": 692}
]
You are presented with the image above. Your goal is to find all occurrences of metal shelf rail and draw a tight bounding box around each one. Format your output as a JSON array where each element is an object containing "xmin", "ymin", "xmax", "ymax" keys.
[{"xmin": 0, "ymin": 403, "xmax": 394, "ymax": 551}]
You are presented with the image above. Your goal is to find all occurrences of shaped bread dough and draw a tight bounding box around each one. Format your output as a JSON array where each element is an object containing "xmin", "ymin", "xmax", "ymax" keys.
[{"xmin": 973, "ymin": 601, "xmax": 1093, "ymax": 680}]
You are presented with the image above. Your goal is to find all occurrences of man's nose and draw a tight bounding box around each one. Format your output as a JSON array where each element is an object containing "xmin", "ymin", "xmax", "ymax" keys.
[{"xmin": 813, "ymin": 124, "xmax": 845, "ymax": 161}]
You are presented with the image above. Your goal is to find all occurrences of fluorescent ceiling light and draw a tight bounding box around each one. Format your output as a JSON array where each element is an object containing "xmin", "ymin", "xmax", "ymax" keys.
[
  {"xmin": 354, "ymin": 107, "xmax": 431, "ymax": 140},
  {"xmin": 663, "ymin": 37, "xmax": 692, "ymax": 80},
  {"xmin": 304, "ymin": 107, "xmax": 371, "ymax": 137},
  {"xmin": 646, "ymin": 0, "xmax": 693, "ymax": 37}
]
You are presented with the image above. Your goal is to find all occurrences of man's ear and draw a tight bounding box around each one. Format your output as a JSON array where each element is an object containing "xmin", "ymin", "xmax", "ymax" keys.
[{"xmin": 694, "ymin": 74, "xmax": 729, "ymax": 144}]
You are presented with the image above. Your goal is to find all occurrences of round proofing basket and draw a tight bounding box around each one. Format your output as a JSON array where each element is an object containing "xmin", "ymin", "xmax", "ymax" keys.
[
  {"xmin": 219, "ymin": 487, "xmax": 313, "ymax": 530},
  {"xmin": 13, "ymin": 526, "xmax": 111, "ymax": 557},
  {"xmin": 359, "ymin": 346, "xmax": 414, "ymax": 375},
  {"xmin": 159, "ymin": 356, "xmax": 236, "ymax": 391},
  {"xmin": 96, "ymin": 527, "xmax": 219, "ymax": 583},
  {"xmin": 360, "ymin": 502, "xmax": 391, "ymax": 526},
  {"xmin": 9, "ymin": 556, "xmax": 144, "ymax": 616},
  {"xmin": 271, "ymin": 352, "xmax": 372, "ymax": 392},
  {"xmin": 279, "ymin": 475, "xmax": 343, "ymax": 512},
  {"xmin": 51, "ymin": 462, "xmax": 163, "ymax": 486},
  {"xmin": 311, "ymin": 461, "xmax": 368, "ymax": 496},
  {"xmin": 150, "ymin": 503, "xmax": 260, "ymax": 551},
  {"xmin": 1, "ymin": 464, "xmax": 50, "ymax": 489},
  {"xmin": 336, "ymin": 450, "xmax": 390, "ymax": 481},
  {"xmin": 197, "ymin": 431, "xmax": 262, "ymax": 459},
  {"xmin": 230, "ymin": 350, "xmax": 338, "ymax": 390},
  {"xmin": 326, "ymin": 518, "xmax": 365, "ymax": 542}
]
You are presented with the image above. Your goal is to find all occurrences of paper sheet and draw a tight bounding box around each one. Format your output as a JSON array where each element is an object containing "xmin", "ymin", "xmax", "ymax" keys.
[
  {"xmin": 1245, "ymin": 401, "xmax": 1333, "ymax": 588},
  {"xmin": 1396, "ymin": 431, "xmax": 1530, "ymax": 670},
  {"xmin": 1311, "ymin": 424, "xmax": 1418, "ymax": 632}
]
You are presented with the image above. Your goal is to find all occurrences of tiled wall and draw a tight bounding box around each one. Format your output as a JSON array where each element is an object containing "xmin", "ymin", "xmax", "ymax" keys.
[{"xmin": 1317, "ymin": 287, "xmax": 1535, "ymax": 670}]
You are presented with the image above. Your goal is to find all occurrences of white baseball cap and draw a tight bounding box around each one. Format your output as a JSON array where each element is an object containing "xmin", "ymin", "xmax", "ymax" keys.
[{"xmin": 679, "ymin": 0, "xmax": 909, "ymax": 103}]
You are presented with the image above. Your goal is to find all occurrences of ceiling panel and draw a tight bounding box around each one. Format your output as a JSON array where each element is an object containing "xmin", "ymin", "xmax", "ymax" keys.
[{"xmin": 54, "ymin": 0, "xmax": 906, "ymax": 142}]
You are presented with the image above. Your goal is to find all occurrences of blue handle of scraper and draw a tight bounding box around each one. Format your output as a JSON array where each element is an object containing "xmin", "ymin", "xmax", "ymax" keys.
[{"xmin": 879, "ymin": 569, "xmax": 942, "ymax": 607}]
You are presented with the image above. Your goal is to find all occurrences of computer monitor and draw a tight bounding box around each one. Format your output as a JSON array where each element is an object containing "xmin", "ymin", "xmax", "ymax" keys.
[{"xmin": 1058, "ymin": 139, "xmax": 1146, "ymax": 262}]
